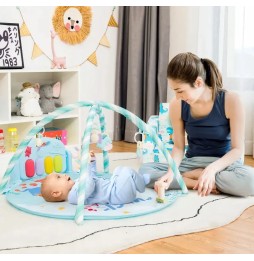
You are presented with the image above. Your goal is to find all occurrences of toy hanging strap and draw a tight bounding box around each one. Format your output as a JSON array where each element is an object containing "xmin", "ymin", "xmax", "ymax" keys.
[
  {"xmin": 75, "ymin": 105, "xmax": 98, "ymax": 224},
  {"xmin": 95, "ymin": 105, "xmax": 109, "ymax": 174}
]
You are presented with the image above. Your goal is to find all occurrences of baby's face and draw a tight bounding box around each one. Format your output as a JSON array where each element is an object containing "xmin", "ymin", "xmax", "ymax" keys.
[{"xmin": 45, "ymin": 173, "xmax": 75, "ymax": 200}]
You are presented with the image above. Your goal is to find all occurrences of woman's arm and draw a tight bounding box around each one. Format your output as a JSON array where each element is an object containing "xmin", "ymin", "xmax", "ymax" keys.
[
  {"xmin": 205, "ymin": 91, "xmax": 245, "ymax": 173},
  {"xmin": 154, "ymin": 98, "xmax": 185, "ymax": 192},
  {"xmin": 194, "ymin": 91, "xmax": 245, "ymax": 196},
  {"xmin": 169, "ymin": 98, "xmax": 186, "ymax": 167}
]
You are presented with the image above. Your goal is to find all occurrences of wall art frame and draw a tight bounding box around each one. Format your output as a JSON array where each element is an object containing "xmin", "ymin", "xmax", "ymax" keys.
[{"xmin": 0, "ymin": 22, "xmax": 24, "ymax": 69}]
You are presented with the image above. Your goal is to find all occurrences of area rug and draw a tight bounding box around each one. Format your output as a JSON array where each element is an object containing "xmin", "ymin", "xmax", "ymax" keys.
[{"xmin": 0, "ymin": 153, "xmax": 254, "ymax": 254}]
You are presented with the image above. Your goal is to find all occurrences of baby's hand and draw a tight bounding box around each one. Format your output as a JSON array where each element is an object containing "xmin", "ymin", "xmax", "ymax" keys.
[{"xmin": 89, "ymin": 151, "xmax": 96, "ymax": 162}]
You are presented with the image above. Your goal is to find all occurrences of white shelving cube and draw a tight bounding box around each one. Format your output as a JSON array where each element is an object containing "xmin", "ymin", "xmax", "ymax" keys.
[{"xmin": 0, "ymin": 69, "xmax": 81, "ymax": 161}]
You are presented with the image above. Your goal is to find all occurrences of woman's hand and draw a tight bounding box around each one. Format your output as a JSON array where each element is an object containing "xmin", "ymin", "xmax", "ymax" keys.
[
  {"xmin": 154, "ymin": 170, "xmax": 174, "ymax": 193},
  {"xmin": 193, "ymin": 164, "xmax": 217, "ymax": 196}
]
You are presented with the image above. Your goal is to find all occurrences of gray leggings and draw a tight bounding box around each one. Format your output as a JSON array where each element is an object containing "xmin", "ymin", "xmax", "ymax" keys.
[{"xmin": 139, "ymin": 156, "xmax": 254, "ymax": 197}]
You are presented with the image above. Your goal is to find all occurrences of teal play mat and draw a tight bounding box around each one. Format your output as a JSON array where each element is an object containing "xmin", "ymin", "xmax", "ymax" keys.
[
  {"xmin": 0, "ymin": 101, "xmax": 188, "ymax": 224},
  {"xmin": 6, "ymin": 173, "xmax": 182, "ymax": 220}
]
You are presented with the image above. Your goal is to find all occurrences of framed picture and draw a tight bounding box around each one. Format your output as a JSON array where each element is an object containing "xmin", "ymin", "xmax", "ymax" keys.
[{"xmin": 0, "ymin": 22, "xmax": 24, "ymax": 69}]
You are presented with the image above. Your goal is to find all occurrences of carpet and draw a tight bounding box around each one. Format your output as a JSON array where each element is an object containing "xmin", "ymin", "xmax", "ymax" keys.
[{"xmin": 0, "ymin": 152, "xmax": 254, "ymax": 254}]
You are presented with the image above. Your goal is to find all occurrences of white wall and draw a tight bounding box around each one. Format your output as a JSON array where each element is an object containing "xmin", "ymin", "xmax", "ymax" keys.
[
  {"xmin": 168, "ymin": 6, "xmax": 217, "ymax": 100},
  {"xmin": 0, "ymin": 6, "xmax": 118, "ymax": 137}
]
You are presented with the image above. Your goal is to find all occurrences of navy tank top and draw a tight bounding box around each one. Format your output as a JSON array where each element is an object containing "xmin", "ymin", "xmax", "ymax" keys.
[{"xmin": 181, "ymin": 91, "xmax": 231, "ymax": 158}]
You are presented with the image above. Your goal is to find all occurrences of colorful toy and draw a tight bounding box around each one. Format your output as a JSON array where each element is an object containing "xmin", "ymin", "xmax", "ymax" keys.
[
  {"xmin": 134, "ymin": 103, "xmax": 174, "ymax": 163},
  {"xmin": 42, "ymin": 127, "xmax": 67, "ymax": 145},
  {"xmin": 155, "ymin": 180, "xmax": 169, "ymax": 203},
  {"xmin": 6, "ymin": 137, "xmax": 72, "ymax": 187},
  {"xmin": 0, "ymin": 101, "xmax": 188, "ymax": 225}
]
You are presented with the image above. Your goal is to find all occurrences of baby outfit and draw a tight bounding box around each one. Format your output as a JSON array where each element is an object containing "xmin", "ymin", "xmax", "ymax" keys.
[{"xmin": 68, "ymin": 161, "xmax": 150, "ymax": 205}]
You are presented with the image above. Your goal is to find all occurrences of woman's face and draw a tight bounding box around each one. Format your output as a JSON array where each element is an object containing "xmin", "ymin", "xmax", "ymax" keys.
[{"xmin": 168, "ymin": 78, "xmax": 203, "ymax": 105}]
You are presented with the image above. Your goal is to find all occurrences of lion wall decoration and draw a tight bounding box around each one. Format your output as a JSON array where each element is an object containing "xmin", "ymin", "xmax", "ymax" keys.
[
  {"xmin": 17, "ymin": 6, "xmax": 116, "ymax": 68},
  {"xmin": 52, "ymin": 6, "xmax": 92, "ymax": 45}
]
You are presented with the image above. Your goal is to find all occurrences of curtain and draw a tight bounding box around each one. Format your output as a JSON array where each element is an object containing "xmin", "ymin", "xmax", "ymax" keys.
[
  {"xmin": 114, "ymin": 6, "xmax": 170, "ymax": 142},
  {"xmin": 221, "ymin": 7, "xmax": 254, "ymax": 156}
]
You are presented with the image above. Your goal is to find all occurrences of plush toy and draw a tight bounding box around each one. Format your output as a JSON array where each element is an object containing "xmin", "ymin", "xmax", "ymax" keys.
[
  {"xmin": 39, "ymin": 82, "xmax": 63, "ymax": 113},
  {"xmin": 17, "ymin": 82, "xmax": 43, "ymax": 117},
  {"xmin": 96, "ymin": 133, "xmax": 113, "ymax": 151}
]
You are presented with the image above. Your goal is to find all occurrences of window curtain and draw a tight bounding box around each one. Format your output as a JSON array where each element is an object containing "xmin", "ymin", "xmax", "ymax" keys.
[
  {"xmin": 210, "ymin": 7, "xmax": 254, "ymax": 155},
  {"xmin": 114, "ymin": 6, "xmax": 170, "ymax": 142}
]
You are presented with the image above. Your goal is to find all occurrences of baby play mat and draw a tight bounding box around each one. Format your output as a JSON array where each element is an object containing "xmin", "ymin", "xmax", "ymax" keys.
[
  {"xmin": 6, "ymin": 176, "xmax": 182, "ymax": 220},
  {"xmin": 0, "ymin": 101, "xmax": 188, "ymax": 224}
]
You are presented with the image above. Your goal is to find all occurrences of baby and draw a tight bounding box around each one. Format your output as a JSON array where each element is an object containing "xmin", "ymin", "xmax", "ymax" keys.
[{"xmin": 41, "ymin": 152, "xmax": 150, "ymax": 205}]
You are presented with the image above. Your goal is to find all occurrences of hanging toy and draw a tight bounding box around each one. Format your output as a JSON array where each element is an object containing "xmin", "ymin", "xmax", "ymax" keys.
[
  {"xmin": 136, "ymin": 141, "xmax": 143, "ymax": 159},
  {"xmin": 36, "ymin": 128, "xmax": 47, "ymax": 148},
  {"xmin": 90, "ymin": 122, "xmax": 101, "ymax": 143},
  {"xmin": 97, "ymin": 133, "xmax": 112, "ymax": 151}
]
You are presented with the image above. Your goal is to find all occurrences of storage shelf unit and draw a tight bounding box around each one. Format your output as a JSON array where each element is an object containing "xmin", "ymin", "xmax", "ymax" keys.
[{"xmin": 0, "ymin": 69, "xmax": 81, "ymax": 157}]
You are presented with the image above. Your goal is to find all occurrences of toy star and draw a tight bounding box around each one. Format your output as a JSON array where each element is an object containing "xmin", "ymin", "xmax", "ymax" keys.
[{"xmin": 25, "ymin": 146, "xmax": 32, "ymax": 157}]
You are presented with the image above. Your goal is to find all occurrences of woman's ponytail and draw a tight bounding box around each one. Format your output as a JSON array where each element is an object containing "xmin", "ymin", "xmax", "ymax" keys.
[{"xmin": 167, "ymin": 52, "xmax": 224, "ymax": 99}]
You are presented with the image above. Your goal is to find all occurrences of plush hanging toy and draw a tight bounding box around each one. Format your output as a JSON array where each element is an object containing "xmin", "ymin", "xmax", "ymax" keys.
[
  {"xmin": 96, "ymin": 133, "xmax": 113, "ymax": 151},
  {"xmin": 90, "ymin": 121, "xmax": 112, "ymax": 151},
  {"xmin": 17, "ymin": 82, "xmax": 43, "ymax": 117}
]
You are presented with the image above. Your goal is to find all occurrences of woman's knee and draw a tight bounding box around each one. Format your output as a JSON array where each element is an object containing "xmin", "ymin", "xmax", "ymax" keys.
[
  {"xmin": 243, "ymin": 167, "xmax": 254, "ymax": 196},
  {"xmin": 216, "ymin": 165, "xmax": 254, "ymax": 197}
]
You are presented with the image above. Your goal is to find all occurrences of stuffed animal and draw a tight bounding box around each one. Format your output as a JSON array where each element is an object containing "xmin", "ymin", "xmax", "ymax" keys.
[
  {"xmin": 17, "ymin": 82, "xmax": 43, "ymax": 117},
  {"xmin": 39, "ymin": 82, "xmax": 63, "ymax": 113}
]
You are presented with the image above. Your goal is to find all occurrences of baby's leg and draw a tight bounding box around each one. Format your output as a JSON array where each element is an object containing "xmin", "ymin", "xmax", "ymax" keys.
[{"xmin": 109, "ymin": 167, "xmax": 146, "ymax": 204}]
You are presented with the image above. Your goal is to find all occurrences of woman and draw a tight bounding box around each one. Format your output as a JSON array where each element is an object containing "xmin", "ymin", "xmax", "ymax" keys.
[{"xmin": 139, "ymin": 52, "xmax": 254, "ymax": 197}]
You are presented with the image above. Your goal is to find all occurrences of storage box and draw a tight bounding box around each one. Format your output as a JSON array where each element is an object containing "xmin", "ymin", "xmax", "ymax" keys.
[{"xmin": 42, "ymin": 128, "xmax": 67, "ymax": 145}]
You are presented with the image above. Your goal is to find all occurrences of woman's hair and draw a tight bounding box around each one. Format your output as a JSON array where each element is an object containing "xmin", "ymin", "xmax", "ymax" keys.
[{"xmin": 167, "ymin": 52, "xmax": 224, "ymax": 99}]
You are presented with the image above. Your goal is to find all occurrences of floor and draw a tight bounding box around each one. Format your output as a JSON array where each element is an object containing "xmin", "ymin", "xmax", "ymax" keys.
[{"xmin": 91, "ymin": 141, "xmax": 254, "ymax": 254}]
